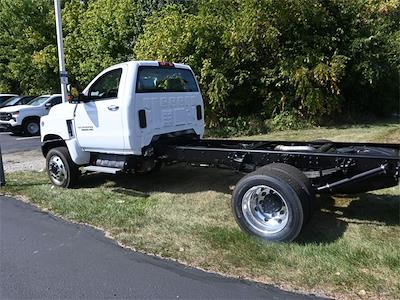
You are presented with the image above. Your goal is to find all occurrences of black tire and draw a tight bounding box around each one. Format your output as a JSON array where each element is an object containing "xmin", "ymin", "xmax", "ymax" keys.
[
  {"xmin": 46, "ymin": 147, "xmax": 79, "ymax": 188},
  {"xmin": 10, "ymin": 126, "xmax": 22, "ymax": 135},
  {"xmin": 232, "ymin": 169, "xmax": 306, "ymax": 242},
  {"xmin": 259, "ymin": 163, "xmax": 316, "ymax": 222},
  {"xmin": 22, "ymin": 118, "xmax": 40, "ymax": 136}
]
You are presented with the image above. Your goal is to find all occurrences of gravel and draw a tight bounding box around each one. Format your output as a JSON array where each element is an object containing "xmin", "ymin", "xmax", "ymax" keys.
[{"xmin": 2, "ymin": 150, "xmax": 45, "ymax": 172}]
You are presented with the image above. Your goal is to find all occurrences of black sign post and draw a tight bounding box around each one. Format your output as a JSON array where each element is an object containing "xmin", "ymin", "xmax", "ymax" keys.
[{"xmin": 0, "ymin": 144, "xmax": 5, "ymax": 186}]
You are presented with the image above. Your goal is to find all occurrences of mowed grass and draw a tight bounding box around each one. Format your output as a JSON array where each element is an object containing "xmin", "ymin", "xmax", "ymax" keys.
[
  {"xmin": 2, "ymin": 120, "xmax": 400, "ymax": 299},
  {"xmin": 236, "ymin": 118, "xmax": 400, "ymax": 143}
]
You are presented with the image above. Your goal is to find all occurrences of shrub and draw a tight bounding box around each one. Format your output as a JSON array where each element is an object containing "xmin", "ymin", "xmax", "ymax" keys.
[
  {"xmin": 135, "ymin": 0, "xmax": 400, "ymax": 126},
  {"xmin": 206, "ymin": 116, "xmax": 268, "ymax": 137},
  {"xmin": 267, "ymin": 111, "xmax": 313, "ymax": 131}
]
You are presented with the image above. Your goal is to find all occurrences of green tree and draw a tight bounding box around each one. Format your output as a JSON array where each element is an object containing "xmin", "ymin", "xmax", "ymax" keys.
[
  {"xmin": 0, "ymin": 0, "xmax": 58, "ymax": 94},
  {"xmin": 63, "ymin": 0, "xmax": 188, "ymax": 87},
  {"xmin": 62, "ymin": 0, "xmax": 138, "ymax": 85},
  {"xmin": 0, "ymin": 0, "xmax": 186, "ymax": 93},
  {"xmin": 135, "ymin": 0, "xmax": 399, "ymax": 124}
]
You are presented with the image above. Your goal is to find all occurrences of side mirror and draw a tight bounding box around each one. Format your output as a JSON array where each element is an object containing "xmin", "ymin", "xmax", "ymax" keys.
[
  {"xmin": 68, "ymin": 81, "xmax": 81, "ymax": 102},
  {"xmin": 78, "ymin": 93, "xmax": 90, "ymax": 103},
  {"xmin": 45, "ymin": 102, "xmax": 52, "ymax": 109}
]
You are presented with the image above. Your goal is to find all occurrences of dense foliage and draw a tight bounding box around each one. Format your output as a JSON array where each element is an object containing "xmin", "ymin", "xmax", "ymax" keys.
[
  {"xmin": 135, "ymin": 0, "xmax": 400, "ymax": 124},
  {"xmin": 0, "ymin": 0, "xmax": 57, "ymax": 94},
  {"xmin": 0, "ymin": 0, "xmax": 185, "ymax": 93},
  {"xmin": 0, "ymin": 0, "xmax": 399, "ymax": 128}
]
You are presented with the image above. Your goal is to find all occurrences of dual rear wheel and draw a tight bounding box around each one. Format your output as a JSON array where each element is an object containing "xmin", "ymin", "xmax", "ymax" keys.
[{"xmin": 232, "ymin": 163, "xmax": 315, "ymax": 242}]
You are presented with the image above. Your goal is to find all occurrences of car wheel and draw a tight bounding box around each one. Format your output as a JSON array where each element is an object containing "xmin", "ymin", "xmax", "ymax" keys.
[
  {"xmin": 259, "ymin": 163, "xmax": 316, "ymax": 223},
  {"xmin": 232, "ymin": 168, "xmax": 309, "ymax": 242},
  {"xmin": 46, "ymin": 147, "xmax": 79, "ymax": 188},
  {"xmin": 23, "ymin": 119, "xmax": 40, "ymax": 136}
]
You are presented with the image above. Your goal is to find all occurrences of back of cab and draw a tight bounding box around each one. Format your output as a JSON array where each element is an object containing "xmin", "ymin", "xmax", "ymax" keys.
[{"xmin": 130, "ymin": 61, "xmax": 205, "ymax": 154}]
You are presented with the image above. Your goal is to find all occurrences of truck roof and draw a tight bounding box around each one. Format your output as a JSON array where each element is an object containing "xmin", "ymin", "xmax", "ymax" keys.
[
  {"xmin": 105, "ymin": 60, "xmax": 192, "ymax": 71},
  {"xmin": 36, "ymin": 94, "xmax": 62, "ymax": 98}
]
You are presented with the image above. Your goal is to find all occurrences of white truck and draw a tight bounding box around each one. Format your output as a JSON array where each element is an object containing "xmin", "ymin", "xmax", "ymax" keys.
[
  {"xmin": 0, "ymin": 94, "xmax": 62, "ymax": 135},
  {"xmin": 41, "ymin": 61, "xmax": 399, "ymax": 242}
]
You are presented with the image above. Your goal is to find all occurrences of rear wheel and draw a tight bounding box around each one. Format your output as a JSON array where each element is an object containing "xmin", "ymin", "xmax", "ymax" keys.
[
  {"xmin": 46, "ymin": 147, "xmax": 79, "ymax": 188},
  {"xmin": 232, "ymin": 168, "xmax": 308, "ymax": 242},
  {"xmin": 259, "ymin": 163, "xmax": 316, "ymax": 222},
  {"xmin": 23, "ymin": 118, "xmax": 40, "ymax": 136}
]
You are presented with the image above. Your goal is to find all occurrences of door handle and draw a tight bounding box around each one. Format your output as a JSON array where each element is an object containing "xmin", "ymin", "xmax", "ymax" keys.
[{"xmin": 108, "ymin": 105, "xmax": 119, "ymax": 111}]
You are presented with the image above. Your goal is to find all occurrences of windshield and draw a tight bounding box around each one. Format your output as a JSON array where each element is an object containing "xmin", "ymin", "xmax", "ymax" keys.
[
  {"xmin": 0, "ymin": 95, "xmax": 15, "ymax": 104},
  {"xmin": 28, "ymin": 96, "xmax": 50, "ymax": 106},
  {"xmin": 0, "ymin": 96, "xmax": 21, "ymax": 107}
]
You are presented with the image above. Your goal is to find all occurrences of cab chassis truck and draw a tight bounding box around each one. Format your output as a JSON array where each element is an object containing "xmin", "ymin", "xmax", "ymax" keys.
[{"xmin": 41, "ymin": 61, "xmax": 400, "ymax": 242}]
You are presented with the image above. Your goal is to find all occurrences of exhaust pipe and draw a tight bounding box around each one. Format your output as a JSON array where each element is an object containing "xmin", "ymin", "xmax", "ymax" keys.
[{"xmin": 274, "ymin": 145, "xmax": 316, "ymax": 152}]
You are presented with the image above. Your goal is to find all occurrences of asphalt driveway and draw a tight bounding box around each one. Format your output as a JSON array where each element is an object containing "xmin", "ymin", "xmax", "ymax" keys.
[
  {"xmin": 0, "ymin": 132, "xmax": 41, "ymax": 154},
  {"xmin": 0, "ymin": 196, "xmax": 323, "ymax": 299}
]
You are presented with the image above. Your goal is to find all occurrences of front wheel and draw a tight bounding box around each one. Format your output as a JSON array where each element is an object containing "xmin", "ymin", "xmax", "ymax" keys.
[
  {"xmin": 232, "ymin": 169, "xmax": 307, "ymax": 242},
  {"xmin": 46, "ymin": 147, "xmax": 79, "ymax": 188},
  {"xmin": 23, "ymin": 118, "xmax": 40, "ymax": 136}
]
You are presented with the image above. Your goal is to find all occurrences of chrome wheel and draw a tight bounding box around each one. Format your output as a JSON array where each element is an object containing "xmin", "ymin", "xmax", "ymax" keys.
[
  {"xmin": 241, "ymin": 185, "xmax": 289, "ymax": 235},
  {"xmin": 26, "ymin": 121, "xmax": 39, "ymax": 135},
  {"xmin": 48, "ymin": 155, "xmax": 67, "ymax": 185}
]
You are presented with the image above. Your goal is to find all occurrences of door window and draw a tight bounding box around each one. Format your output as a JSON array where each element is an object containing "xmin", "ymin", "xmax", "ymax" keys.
[
  {"xmin": 21, "ymin": 96, "xmax": 36, "ymax": 104},
  {"xmin": 49, "ymin": 96, "xmax": 62, "ymax": 107},
  {"xmin": 89, "ymin": 68, "xmax": 122, "ymax": 100}
]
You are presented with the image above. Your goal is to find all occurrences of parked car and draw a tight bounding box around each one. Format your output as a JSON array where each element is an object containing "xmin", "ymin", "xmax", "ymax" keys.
[
  {"xmin": 0, "ymin": 94, "xmax": 62, "ymax": 136},
  {"xmin": 0, "ymin": 95, "xmax": 37, "ymax": 108},
  {"xmin": 0, "ymin": 94, "xmax": 18, "ymax": 106}
]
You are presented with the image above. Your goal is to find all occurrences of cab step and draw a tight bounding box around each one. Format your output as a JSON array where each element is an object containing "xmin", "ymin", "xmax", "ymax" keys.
[{"xmin": 83, "ymin": 166, "xmax": 122, "ymax": 174}]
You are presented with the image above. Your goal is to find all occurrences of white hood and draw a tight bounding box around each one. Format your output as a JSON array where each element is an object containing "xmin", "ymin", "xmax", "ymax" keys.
[{"xmin": 0, "ymin": 105, "xmax": 33, "ymax": 113}]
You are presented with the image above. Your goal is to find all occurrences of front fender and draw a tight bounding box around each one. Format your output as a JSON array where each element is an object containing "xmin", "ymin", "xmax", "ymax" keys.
[
  {"xmin": 66, "ymin": 139, "xmax": 90, "ymax": 165},
  {"xmin": 41, "ymin": 135, "xmax": 90, "ymax": 166}
]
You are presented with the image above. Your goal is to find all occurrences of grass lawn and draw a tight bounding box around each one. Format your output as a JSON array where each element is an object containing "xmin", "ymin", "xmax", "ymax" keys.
[{"xmin": 2, "ymin": 120, "xmax": 399, "ymax": 299}]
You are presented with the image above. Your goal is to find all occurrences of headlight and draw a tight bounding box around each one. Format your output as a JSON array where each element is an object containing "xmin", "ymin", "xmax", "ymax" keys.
[{"xmin": 11, "ymin": 111, "xmax": 19, "ymax": 121}]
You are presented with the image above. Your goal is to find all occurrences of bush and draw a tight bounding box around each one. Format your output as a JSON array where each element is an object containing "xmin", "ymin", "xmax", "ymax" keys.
[
  {"xmin": 205, "ymin": 116, "xmax": 268, "ymax": 137},
  {"xmin": 267, "ymin": 111, "xmax": 313, "ymax": 131},
  {"xmin": 135, "ymin": 0, "xmax": 400, "ymax": 126},
  {"xmin": 1, "ymin": 0, "xmax": 398, "ymax": 130}
]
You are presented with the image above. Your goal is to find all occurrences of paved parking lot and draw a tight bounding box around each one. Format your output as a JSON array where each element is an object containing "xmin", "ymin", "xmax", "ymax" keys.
[{"xmin": 0, "ymin": 132, "xmax": 41, "ymax": 154}]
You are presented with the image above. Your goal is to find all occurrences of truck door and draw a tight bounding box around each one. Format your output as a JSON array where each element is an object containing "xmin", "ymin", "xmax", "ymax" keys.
[{"xmin": 74, "ymin": 68, "xmax": 125, "ymax": 152}]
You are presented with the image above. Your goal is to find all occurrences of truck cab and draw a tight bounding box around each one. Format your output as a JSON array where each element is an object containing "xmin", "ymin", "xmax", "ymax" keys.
[{"xmin": 41, "ymin": 61, "xmax": 204, "ymax": 166}]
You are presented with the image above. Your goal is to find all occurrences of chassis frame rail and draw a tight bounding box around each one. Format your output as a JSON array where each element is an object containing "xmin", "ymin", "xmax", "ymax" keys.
[{"xmin": 159, "ymin": 139, "xmax": 400, "ymax": 193}]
